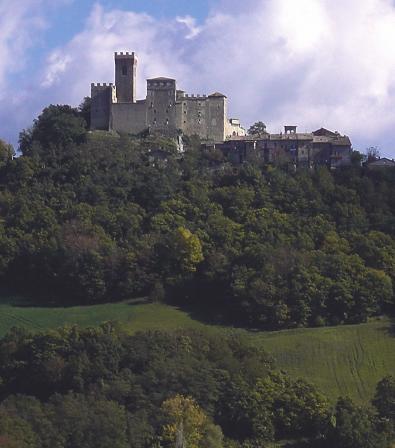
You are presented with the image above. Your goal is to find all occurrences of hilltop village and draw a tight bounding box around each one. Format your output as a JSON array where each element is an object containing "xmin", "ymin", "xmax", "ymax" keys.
[{"xmin": 91, "ymin": 51, "xmax": 352, "ymax": 169}]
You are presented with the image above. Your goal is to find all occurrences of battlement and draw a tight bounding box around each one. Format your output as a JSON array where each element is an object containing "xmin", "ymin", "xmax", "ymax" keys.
[
  {"xmin": 115, "ymin": 51, "xmax": 137, "ymax": 60},
  {"xmin": 91, "ymin": 83, "xmax": 115, "ymax": 88},
  {"xmin": 90, "ymin": 51, "xmax": 238, "ymax": 142},
  {"xmin": 184, "ymin": 94, "xmax": 208, "ymax": 99}
]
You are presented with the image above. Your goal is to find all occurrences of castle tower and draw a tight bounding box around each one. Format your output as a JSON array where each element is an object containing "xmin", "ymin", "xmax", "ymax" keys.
[
  {"xmin": 147, "ymin": 77, "xmax": 177, "ymax": 136},
  {"xmin": 115, "ymin": 52, "xmax": 137, "ymax": 103}
]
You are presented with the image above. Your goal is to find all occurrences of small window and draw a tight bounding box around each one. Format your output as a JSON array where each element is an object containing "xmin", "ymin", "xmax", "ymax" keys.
[{"xmin": 122, "ymin": 65, "xmax": 127, "ymax": 76}]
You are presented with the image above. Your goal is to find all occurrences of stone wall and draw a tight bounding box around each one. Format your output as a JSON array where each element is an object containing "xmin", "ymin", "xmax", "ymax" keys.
[
  {"xmin": 177, "ymin": 94, "xmax": 210, "ymax": 139},
  {"xmin": 90, "ymin": 52, "xmax": 243, "ymax": 142},
  {"xmin": 111, "ymin": 101, "xmax": 147, "ymax": 134},
  {"xmin": 147, "ymin": 79, "xmax": 177, "ymax": 136},
  {"xmin": 91, "ymin": 84, "xmax": 116, "ymax": 131},
  {"xmin": 207, "ymin": 96, "xmax": 227, "ymax": 142}
]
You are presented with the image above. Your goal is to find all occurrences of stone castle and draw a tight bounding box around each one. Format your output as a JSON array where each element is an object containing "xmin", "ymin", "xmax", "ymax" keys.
[
  {"xmin": 90, "ymin": 52, "xmax": 246, "ymax": 141},
  {"xmin": 90, "ymin": 51, "xmax": 353, "ymax": 169}
]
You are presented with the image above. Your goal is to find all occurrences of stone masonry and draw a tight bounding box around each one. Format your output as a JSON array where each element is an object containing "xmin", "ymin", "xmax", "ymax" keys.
[{"xmin": 90, "ymin": 52, "xmax": 246, "ymax": 142}]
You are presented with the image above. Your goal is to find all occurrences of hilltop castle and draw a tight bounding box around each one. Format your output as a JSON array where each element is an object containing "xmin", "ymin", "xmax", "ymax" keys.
[{"xmin": 90, "ymin": 52, "xmax": 246, "ymax": 141}]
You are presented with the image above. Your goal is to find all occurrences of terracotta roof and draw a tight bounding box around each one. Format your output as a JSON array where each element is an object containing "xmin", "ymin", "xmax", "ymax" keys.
[
  {"xmin": 270, "ymin": 133, "xmax": 313, "ymax": 141},
  {"xmin": 312, "ymin": 128, "xmax": 337, "ymax": 137},
  {"xmin": 313, "ymin": 135, "xmax": 351, "ymax": 146}
]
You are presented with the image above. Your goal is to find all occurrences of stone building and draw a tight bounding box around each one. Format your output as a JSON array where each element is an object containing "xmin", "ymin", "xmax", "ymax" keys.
[
  {"xmin": 208, "ymin": 126, "xmax": 352, "ymax": 169},
  {"xmin": 90, "ymin": 52, "xmax": 245, "ymax": 141},
  {"xmin": 367, "ymin": 157, "xmax": 395, "ymax": 169}
]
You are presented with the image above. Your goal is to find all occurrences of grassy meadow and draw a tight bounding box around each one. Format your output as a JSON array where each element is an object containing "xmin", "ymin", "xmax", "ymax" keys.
[{"xmin": 0, "ymin": 294, "xmax": 394, "ymax": 404}]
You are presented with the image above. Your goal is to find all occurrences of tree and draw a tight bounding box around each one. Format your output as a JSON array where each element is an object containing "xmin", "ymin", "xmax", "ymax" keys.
[
  {"xmin": 78, "ymin": 97, "xmax": 91, "ymax": 128},
  {"xmin": 373, "ymin": 376, "xmax": 395, "ymax": 421},
  {"xmin": 0, "ymin": 140, "xmax": 15, "ymax": 168},
  {"xmin": 173, "ymin": 227, "xmax": 204, "ymax": 273},
  {"xmin": 328, "ymin": 397, "xmax": 388, "ymax": 448},
  {"xmin": 19, "ymin": 105, "xmax": 87, "ymax": 155},
  {"xmin": 247, "ymin": 121, "xmax": 267, "ymax": 136},
  {"xmin": 160, "ymin": 395, "xmax": 223, "ymax": 448},
  {"xmin": 366, "ymin": 146, "xmax": 380, "ymax": 163}
]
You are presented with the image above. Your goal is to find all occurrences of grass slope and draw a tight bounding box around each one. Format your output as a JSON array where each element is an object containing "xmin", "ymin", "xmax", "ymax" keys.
[{"xmin": 0, "ymin": 295, "xmax": 394, "ymax": 404}]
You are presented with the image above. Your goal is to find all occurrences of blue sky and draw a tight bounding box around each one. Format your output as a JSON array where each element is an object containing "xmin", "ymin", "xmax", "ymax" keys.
[{"xmin": 2, "ymin": 0, "xmax": 395, "ymax": 156}]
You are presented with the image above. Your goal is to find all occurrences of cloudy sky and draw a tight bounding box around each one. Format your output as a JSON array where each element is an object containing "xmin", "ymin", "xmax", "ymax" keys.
[{"xmin": 2, "ymin": 0, "xmax": 395, "ymax": 156}]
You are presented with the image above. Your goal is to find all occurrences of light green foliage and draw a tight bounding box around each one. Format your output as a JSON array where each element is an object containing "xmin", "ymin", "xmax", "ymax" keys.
[
  {"xmin": 160, "ymin": 395, "xmax": 223, "ymax": 448},
  {"xmin": 173, "ymin": 226, "xmax": 204, "ymax": 272}
]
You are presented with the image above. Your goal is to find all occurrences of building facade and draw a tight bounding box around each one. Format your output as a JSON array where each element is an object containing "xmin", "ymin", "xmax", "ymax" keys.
[
  {"xmin": 90, "ymin": 52, "xmax": 245, "ymax": 142},
  {"xmin": 207, "ymin": 126, "xmax": 352, "ymax": 169}
]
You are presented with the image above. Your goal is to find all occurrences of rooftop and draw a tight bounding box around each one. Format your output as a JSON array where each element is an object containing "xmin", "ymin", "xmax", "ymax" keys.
[
  {"xmin": 209, "ymin": 92, "xmax": 227, "ymax": 98},
  {"xmin": 147, "ymin": 77, "xmax": 176, "ymax": 82}
]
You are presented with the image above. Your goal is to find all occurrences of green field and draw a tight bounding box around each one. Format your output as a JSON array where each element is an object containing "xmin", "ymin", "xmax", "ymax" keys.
[{"xmin": 0, "ymin": 295, "xmax": 394, "ymax": 404}]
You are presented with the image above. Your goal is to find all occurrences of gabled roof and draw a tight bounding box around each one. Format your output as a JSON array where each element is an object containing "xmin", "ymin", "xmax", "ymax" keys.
[
  {"xmin": 368, "ymin": 158, "xmax": 395, "ymax": 166},
  {"xmin": 313, "ymin": 128, "xmax": 338, "ymax": 137},
  {"xmin": 209, "ymin": 92, "xmax": 227, "ymax": 98}
]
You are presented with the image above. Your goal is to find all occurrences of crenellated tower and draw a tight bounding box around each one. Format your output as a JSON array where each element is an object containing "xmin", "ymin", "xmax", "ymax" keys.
[{"xmin": 115, "ymin": 52, "xmax": 137, "ymax": 103}]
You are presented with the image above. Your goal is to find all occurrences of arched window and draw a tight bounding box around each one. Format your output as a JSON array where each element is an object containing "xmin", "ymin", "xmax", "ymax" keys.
[{"xmin": 122, "ymin": 65, "xmax": 127, "ymax": 76}]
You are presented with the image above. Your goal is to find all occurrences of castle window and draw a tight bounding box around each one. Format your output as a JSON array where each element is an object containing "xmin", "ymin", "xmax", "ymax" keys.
[{"xmin": 122, "ymin": 65, "xmax": 127, "ymax": 76}]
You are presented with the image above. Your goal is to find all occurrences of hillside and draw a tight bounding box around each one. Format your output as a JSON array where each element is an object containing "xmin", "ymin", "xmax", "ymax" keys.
[
  {"xmin": 1, "ymin": 293, "xmax": 394, "ymax": 404},
  {"xmin": 2, "ymin": 105, "xmax": 395, "ymax": 333}
]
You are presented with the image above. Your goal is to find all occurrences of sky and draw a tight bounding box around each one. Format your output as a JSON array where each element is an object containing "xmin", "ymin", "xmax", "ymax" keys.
[{"xmin": 2, "ymin": 0, "xmax": 395, "ymax": 156}]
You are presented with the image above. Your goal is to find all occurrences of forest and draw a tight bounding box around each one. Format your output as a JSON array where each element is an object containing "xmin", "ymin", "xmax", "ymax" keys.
[{"xmin": 1, "ymin": 103, "xmax": 395, "ymax": 330}]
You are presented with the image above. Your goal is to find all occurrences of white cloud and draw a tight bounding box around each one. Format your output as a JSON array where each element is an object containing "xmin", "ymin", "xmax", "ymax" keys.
[
  {"xmin": 0, "ymin": 0, "xmax": 47, "ymax": 93},
  {"xmin": 41, "ymin": 52, "xmax": 72, "ymax": 87},
  {"xmin": 4, "ymin": 0, "xmax": 395, "ymax": 154},
  {"xmin": 175, "ymin": 15, "xmax": 202, "ymax": 39}
]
